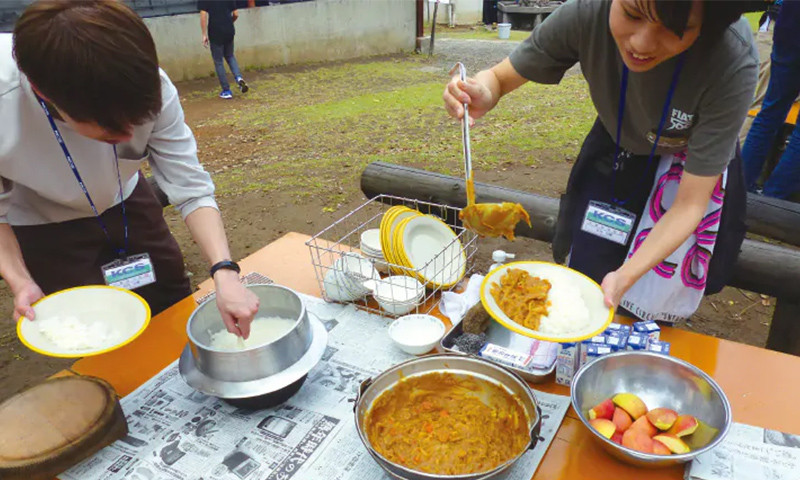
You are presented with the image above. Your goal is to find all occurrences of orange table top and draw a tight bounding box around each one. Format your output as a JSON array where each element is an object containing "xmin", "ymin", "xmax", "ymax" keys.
[
  {"xmin": 748, "ymin": 102, "xmax": 799, "ymax": 126},
  {"xmin": 70, "ymin": 232, "xmax": 800, "ymax": 480}
]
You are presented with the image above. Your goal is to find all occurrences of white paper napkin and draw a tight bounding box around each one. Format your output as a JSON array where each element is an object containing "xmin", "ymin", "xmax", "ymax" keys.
[{"xmin": 439, "ymin": 274, "xmax": 484, "ymax": 326}]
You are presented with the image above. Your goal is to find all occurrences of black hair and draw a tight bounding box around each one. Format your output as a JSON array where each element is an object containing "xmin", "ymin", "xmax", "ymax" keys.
[{"xmin": 635, "ymin": 0, "xmax": 768, "ymax": 39}]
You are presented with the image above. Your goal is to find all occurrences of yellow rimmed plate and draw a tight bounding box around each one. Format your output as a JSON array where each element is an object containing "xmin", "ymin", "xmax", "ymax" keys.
[
  {"xmin": 481, "ymin": 261, "xmax": 614, "ymax": 342},
  {"xmin": 398, "ymin": 215, "xmax": 466, "ymax": 288},
  {"xmin": 17, "ymin": 285, "xmax": 151, "ymax": 358},
  {"xmin": 379, "ymin": 206, "xmax": 411, "ymax": 267},
  {"xmin": 379, "ymin": 206, "xmax": 409, "ymax": 238},
  {"xmin": 391, "ymin": 215, "xmax": 420, "ymax": 280},
  {"xmin": 383, "ymin": 209, "xmax": 420, "ymax": 274}
]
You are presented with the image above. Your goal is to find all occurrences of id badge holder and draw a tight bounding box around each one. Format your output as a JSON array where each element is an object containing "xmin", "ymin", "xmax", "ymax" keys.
[
  {"xmin": 580, "ymin": 201, "xmax": 637, "ymax": 246},
  {"xmin": 102, "ymin": 253, "xmax": 157, "ymax": 290}
]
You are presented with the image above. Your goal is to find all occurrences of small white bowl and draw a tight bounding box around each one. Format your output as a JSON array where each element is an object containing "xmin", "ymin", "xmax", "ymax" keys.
[
  {"xmin": 388, "ymin": 314, "xmax": 446, "ymax": 355},
  {"xmin": 372, "ymin": 275, "xmax": 425, "ymax": 315},
  {"xmin": 376, "ymin": 297, "xmax": 421, "ymax": 316}
]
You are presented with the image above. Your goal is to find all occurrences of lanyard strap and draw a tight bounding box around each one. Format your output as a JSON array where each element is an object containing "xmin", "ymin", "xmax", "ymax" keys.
[
  {"xmin": 36, "ymin": 96, "xmax": 129, "ymax": 258},
  {"xmin": 612, "ymin": 53, "xmax": 686, "ymax": 206}
]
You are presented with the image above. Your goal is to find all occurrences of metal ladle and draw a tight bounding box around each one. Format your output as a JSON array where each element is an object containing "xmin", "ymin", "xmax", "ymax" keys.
[
  {"xmin": 449, "ymin": 62, "xmax": 472, "ymax": 187},
  {"xmin": 449, "ymin": 62, "xmax": 531, "ymax": 241}
]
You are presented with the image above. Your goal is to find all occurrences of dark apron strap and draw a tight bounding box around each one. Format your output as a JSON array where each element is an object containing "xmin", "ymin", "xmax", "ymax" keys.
[
  {"xmin": 552, "ymin": 118, "xmax": 615, "ymax": 263},
  {"xmin": 705, "ymin": 143, "xmax": 747, "ymax": 295}
]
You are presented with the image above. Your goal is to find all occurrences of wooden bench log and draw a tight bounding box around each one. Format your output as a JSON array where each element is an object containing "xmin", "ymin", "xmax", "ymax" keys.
[
  {"xmin": 745, "ymin": 194, "xmax": 800, "ymax": 247},
  {"xmin": 362, "ymin": 161, "xmax": 800, "ymax": 248}
]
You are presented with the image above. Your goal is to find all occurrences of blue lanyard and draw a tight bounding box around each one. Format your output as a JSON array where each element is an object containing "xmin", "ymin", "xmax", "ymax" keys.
[
  {"xmin": 36, "ymin": 97, "xmax": 129, "ymax": 258},
  {"xmin": 612, "ymin": 53, "xmax": 686, "ymax": 206}
]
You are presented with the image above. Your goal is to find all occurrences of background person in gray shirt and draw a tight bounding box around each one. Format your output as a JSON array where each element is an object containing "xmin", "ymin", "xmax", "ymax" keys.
[{"xmin": 444, "ymin": 0, "xmax": 759, "ymax": 318}]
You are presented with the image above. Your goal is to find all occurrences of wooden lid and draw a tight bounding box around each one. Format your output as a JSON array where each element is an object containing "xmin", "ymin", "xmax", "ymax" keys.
[{"xmin": 0, "ymin": 376, "xmax": 127, "ymax": 480}]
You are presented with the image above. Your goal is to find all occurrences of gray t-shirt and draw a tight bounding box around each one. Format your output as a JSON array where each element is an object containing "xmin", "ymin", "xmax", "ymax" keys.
[{"xmin": 509, "ymin": 0, "xmax": 758, "ymax": 176}]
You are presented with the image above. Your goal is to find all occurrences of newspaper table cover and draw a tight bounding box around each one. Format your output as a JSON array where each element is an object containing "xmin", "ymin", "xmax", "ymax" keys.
[
  {"xmin": 685, "ymin": 422, "xmax": 800, "ymax": 480},
  {"xmin": 61, "ymin": 294, "xmax": 571, "ymax": 480}
]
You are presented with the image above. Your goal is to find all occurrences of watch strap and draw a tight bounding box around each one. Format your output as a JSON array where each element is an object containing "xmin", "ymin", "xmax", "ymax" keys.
[{"xmin": 210, "ymin": 260, "xmax": 241, "ymax": 278}]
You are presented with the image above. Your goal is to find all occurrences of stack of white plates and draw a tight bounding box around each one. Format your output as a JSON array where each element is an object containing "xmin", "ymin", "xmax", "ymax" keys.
[{"xmin": 359, "ymin": 229, "xmax": 388, "ymax": 273}]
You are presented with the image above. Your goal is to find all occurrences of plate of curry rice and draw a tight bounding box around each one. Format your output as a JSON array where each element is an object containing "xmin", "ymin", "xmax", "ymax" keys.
[{"xmin": 480, "ymin": 261, "xmax": 613, "ymax": 343}]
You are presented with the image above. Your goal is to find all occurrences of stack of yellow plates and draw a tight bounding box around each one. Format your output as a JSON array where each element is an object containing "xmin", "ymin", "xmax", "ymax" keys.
[{"xmin": 379, "ymin": 206, "xmax": 466, "ymax": 288}]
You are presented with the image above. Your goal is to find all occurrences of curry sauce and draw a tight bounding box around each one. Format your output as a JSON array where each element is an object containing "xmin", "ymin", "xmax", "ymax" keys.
[
  {"xmin": 364, "ymin": 372, "xmax": 529, "ymax": 475},
  {"xmin": 490, "ymin": 268, "xmax": 551, "ymax": 331},
  {"xmin": 459, "ymin": 175, "xmax": 531, "ymax": 241}
]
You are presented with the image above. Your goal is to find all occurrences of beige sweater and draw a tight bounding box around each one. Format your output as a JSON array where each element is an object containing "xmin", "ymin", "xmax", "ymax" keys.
[{"xmin": 0, "ymin": 34, "xmax": 217, "ymax": 226}]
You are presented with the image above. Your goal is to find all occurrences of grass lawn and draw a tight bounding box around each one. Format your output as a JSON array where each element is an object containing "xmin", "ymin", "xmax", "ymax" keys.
[
  {"xmin": 196, "ymin": 54, "xmax": 593, "ymax": 209},
  {"xmin": 744, "ymin": 12, "xmax": 761, "ymax": 33}
]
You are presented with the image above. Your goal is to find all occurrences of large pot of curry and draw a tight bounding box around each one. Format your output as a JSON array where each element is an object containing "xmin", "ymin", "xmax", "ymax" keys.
[{"xmin": 354, "ymin": 354, "xmax": 541, "ymax": 480}]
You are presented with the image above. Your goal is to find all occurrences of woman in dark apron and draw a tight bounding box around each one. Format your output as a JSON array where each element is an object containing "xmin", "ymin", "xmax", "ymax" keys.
[{"xmin": 444, "ymin": 0, "xmax": 759, "ymax": 322}]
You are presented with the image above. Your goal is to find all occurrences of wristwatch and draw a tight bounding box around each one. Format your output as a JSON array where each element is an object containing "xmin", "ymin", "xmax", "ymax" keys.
[{"xmin": 210, "ymin": 260, "xmax": 241, "ymax": 278}]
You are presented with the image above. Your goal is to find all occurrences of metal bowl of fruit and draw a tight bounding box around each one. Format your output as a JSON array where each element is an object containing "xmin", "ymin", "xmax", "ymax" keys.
[{"xmin": 571, "ymin": 350, "xmax": 732, "ymax": 468}]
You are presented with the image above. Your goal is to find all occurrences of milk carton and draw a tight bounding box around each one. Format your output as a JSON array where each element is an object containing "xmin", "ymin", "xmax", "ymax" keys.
[
  {"xmin": 585, "ymin": 344, "xmax": 613, "ymax": 364},
  {"xmin": 626, "ymin": 333, "xmax": 649, "ymax": 351},
  {"xmin": 604, "ymin": 332, "xmax": 629, "ymax": 351},
  {"xmin": 633, "ymin": 321, "xmax": 660, "ymax": 345},
  {"xmin": 579, "ymin": 335, "xmax": 607, "ymax": 368},
  {"xmin": 604, "ymin": 323, "xmax": 632, "ymax": 338},
  {"xmin": 555, "ymin": 342, "xmax": 579, "ymax": 386},
  {"xmin": 646, "ymin": 340, "xmax": 671, "ymax": 355}
]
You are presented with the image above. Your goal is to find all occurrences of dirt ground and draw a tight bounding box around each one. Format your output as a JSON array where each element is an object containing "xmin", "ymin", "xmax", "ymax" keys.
[{"xmin": 0, "ymin": 36, "xmax": 776, "ymax": 401}]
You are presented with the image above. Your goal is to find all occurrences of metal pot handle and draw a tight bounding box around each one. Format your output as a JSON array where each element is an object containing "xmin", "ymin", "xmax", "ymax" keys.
[
  {"xmin": 528, "ymin": 405, "xmax": 543, "ymax": 451},
  {"xmin": 352, "ymin": 377, "xmax": 373, "ymax": 412}
]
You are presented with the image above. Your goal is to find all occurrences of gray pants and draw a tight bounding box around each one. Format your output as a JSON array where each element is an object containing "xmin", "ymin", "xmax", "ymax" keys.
[{"xmin": 210, "ymin": 40, "xmax": 242, "ymax": 91}]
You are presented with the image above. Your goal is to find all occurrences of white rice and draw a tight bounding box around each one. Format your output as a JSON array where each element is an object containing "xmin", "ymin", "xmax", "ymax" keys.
[
  {"xmin": 536, "ymin": 270, "xmax": 591, "ymax": 334},
  {"xmin": 37, "ymin": 314, "xmax": 122, "ymax": 351},
  {"xmin": 209, "ymin": 316, "xmax": 295, "ymax": 350}
]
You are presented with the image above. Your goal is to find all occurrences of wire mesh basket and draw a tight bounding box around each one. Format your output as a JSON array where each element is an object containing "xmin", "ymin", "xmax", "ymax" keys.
[{"xmin": 306, "ymin": 194, "xmax": 478, "ymax": 317}]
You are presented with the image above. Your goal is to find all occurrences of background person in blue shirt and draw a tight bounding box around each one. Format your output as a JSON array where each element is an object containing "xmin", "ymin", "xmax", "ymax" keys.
[
  {"xmin": 199, "ymin": 0, "xmax": 249, "ymax": 100},
  {"xmin": 742, "ymin": 0, "xmax": 800, "ymax": 199}
]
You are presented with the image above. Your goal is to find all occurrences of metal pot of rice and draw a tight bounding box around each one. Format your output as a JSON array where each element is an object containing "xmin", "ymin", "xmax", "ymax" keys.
[
  {"xmin": 179, "ymin": 284, "xmax": 327, "ymax": 408},
  {"xmin": 354, "ymin": 354, "xmax": 542, "ymax": 480}
]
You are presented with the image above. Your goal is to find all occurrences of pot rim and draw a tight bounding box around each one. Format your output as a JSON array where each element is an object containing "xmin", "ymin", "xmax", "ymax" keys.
[
  {"xmin": 186, "ymin": 283, "xmax": 307, "ymax": 353},
  {"xmin": 179, "ymin": 314, "xmax": 328, "ymax": 399},
  {"xmin": 354, "ymin": 353, "xmax": 541, "ymax": 480}
]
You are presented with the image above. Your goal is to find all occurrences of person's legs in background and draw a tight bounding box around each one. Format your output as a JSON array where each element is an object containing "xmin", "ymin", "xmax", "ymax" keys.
[
  {"xmin": 757, "ymin": 41, "xmax": 800, "ymax": 200},
  {"xmin": 741, "ymin": 44, "xmax": 800, "ymax": 191},
  {"xmin": 210, "ymin": 41, "xmax": 232, "ymax": 99},
  {"xmin": 762, "ymin": 123, "xmax": 800, "ymax": 199},
  {"xmin": 738, "ymin": 30, "xmax": 775, "ymax": 145},
  {"xmin": 223, "ymin": 40, "xmax": 248, "ymax": 93}
]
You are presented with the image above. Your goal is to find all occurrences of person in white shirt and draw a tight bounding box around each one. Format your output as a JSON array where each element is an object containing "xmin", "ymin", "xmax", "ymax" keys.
[{"xmin": 0, "ymin": 0, "xmax": 259, "ymax": 338}]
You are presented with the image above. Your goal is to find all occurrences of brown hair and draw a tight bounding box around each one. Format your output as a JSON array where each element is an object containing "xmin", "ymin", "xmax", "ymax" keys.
[{"xmin": 13, "ymin": 0, "xmax": 161, "ymax": 134}]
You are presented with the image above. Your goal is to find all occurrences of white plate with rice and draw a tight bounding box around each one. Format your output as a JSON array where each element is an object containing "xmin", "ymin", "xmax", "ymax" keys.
[
  {"xmin": 17, "ymin": 285, "xmax": 151, "ymax": 358},
  {"xmin": 480, "ymin": 261, "xmax": 614, "ymax": 343}
]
